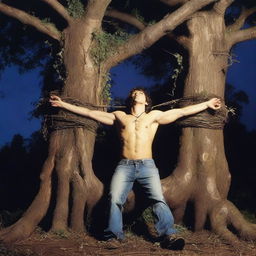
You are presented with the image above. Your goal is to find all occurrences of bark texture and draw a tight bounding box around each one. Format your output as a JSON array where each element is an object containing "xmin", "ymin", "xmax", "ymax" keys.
[
  {"xmin": 0, "ymin": 3, "xmax": 108, "ymax": 242},
  {"xmin": 161, "ymin": 9, "xmax": 256, "ymax": 245}
]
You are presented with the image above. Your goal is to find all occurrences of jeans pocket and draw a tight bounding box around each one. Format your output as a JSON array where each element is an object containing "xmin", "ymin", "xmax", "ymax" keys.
[
  {"xmin": 144, "ymin": 162, "xmax": 158, "ymax": 171},
  {"xmin": 143, "ymin": 161, "xmax": 157, "ymax": 169}
]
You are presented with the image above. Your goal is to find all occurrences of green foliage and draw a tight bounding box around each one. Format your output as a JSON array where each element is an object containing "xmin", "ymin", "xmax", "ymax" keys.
[
  {"xmin": 52, "ymin": 48, "xmax": 66, "ymax": 81},
  {"xmin": 90, "ymin": 30, "xmax": 129, "ymax": 103},
  {"xmin": 41, "ymin": 18, "xmax": 58, "ymax": 32},
  {"xmin": 148, "ymin": 20, "xmax": 157, "ymax": 26},
  {"xmin": 173, "ymin": 224, "xmax": 188, "ymax": 233},
  {"xmin": 52, "ymin": 229, "xmax": 70, "ymax": 239},
  {"xmin": 101, "ymin": 72, "xmax": 112, "ymax": 103},
  {"xmin": 170, "ymin": 52, "xmax": 183, "ymax": 96},
  {"xmin": 91, "ymin": 30, "xmax": 130, "ymax": 65},
  {"xmin": 66, "ymin": 0, "xmax": 84, "ymax": 18},
  {"xmin": 141, "ymin": 206, "xmax": 154, "ymax": 224}
]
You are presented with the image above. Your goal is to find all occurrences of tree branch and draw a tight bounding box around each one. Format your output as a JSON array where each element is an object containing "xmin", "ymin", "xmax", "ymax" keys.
[
  {"xmin": 84, "ymin": 0, "xmax": 111, "ymax": 21},
  {"xmin": 104, "ymin": 0, "xmax": 215, "ymax": 68},
  {"xmin": 159, "ymin": 0, "xmax": 188, "ymax": 6},
  {"xmin": 41, "ymin": 0, "xmax": 73, "ymax": 24},
  {"xmin": 227, "ymin": 7, "xmax": 256, "ymax": 32},
  {"xmin": 0, "ymin": 2, "xmax": 61, "ymax": 41},
  {"xmin": 228, "ymin": 26, "xmax": 256, "ymax": 46},
  {"xmin": 213, "ymin": 0, "xmax": 234, "ymax": 15},
  {"xmin": 105, "ymin": 9, "xmax": 146, "ymax": 30},
  {"xmin": 106, "ymin": 10, "xmax": 191, "ymax": 49}
]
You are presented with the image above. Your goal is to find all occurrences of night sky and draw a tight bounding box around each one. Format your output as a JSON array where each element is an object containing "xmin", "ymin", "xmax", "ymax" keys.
[{"xmin": 0, "ymin": 40, "xmax": 256, "ymax": 147}]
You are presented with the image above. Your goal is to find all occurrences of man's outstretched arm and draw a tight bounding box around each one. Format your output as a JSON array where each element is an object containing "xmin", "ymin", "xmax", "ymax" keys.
[
  {"xmin": 49, "ymin": 95, "xmax": 116, "ymax": 125},
  {"xmin": 156, "ymin": 98, "xmax": 222, "ymax": 125}
]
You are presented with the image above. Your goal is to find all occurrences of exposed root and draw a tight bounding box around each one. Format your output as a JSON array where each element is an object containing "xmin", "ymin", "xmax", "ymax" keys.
[
  {"xmin": 210, "ymin": 200, "xmax": 256, "ymax": 246},
  {"xmin": 0, "ymin": 133, "xmax": 56, "ymax": 243},
  {"xmin": 0, "ymin": 157, "xmax": 54, "ymax": 243}
]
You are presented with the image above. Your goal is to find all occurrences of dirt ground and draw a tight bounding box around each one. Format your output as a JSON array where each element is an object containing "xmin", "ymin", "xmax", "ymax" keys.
[{"xmin": 1, "ymin": 228, "xmax": 256, "ymax": 256}]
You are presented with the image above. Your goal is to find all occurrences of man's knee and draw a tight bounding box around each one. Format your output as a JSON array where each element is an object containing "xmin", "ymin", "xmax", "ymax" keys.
[{"xmin": 109, "ymin": 192, "xmax": 125, "ymax": 207}]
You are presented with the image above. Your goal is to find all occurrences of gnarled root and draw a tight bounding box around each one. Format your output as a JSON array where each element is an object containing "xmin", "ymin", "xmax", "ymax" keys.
[
  {"xmin": 0, "ymin": 178, "xmax": 52, "ymax": 243},
  {"xmin": 210, "ymin": 200, "xmax": 256, "ymax": 246},
  {"xmin": 0, "ymin": 129, "xmax": 104, "ymax": 243},
  {"xmin": 0, "ymin": 133, "xmax": 57, "ymax": 243},
  {"xmin": 0, "ymin": 148, "xmax": 53, "ymax": 243}
]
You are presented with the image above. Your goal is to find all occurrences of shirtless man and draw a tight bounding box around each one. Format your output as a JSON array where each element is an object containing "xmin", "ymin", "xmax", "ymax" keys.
[{"xmin": 50, "ymin": 88, "xmax": 221, "ymax": 250}]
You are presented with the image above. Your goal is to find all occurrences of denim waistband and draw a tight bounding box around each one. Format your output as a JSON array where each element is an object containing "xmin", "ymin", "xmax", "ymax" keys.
[{"xmin": 119, "ymin": 159, "xmax": 154, "ymax": 165}]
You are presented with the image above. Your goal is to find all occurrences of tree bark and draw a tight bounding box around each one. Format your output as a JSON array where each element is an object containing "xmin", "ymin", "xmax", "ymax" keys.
[
  {"xmin": 41, "ymin": 20, "xmax": 106, "ymax": 232},
  {"xmin": 0, "ymin": 18, "xmax": 105, "ymax": 242},
  {"xmin": 0, "ymin": 2, "xmax": 61, "ymax": 41},
  {"xmin": 162, "ymin": 10, "xmax": 256, "ymax": 245}
]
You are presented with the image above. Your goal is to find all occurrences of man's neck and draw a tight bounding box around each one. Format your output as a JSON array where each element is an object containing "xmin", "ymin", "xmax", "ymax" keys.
[{"xmin": 131, "ymin": 104, "xmax": 146, "ymax": 117}]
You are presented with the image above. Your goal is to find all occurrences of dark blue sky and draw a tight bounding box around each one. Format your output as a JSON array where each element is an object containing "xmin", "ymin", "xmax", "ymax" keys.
[{"xmin": 0, "ymin": 40, "xmax": 256, "ymax": 147}]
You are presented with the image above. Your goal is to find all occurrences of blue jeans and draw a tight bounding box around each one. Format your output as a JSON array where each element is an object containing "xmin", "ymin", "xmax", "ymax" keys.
[{"xmin": 104, "ymin": 159, "xmax": 177, "ymax": 240}]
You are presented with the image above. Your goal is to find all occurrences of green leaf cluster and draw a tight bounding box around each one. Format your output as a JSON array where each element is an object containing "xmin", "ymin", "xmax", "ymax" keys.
[
  {"xmin": 91, "ymin": 30, "xmax": 130, "ymax": 65},
  {"xmin": 90, "ymin": 30, "xmax": 130, "ymax": 103},
  {"xmin": 141, "ymin": 206, "xmax": 154, "ymax": 224},
  {"xmin": 101, "ymin": 72, "xmax": 112, "ymax": 103},
  {"xmin": 41, "ymin": 17, "xmax": 58, "ymax": 32},
  {"xmin": 66, "ymin": 0, "xmax": 84, "ymax": 18},
  {"xmin": 52, "ymin": 48, "xmax": 66, "ymax": 81},
  {"xmin": 52, "ymin": 229, "xmax": 70, "ymax": 239},
  {"xmin": 170, "ymin": 53, "xmax": 183, "ymax": 96}
]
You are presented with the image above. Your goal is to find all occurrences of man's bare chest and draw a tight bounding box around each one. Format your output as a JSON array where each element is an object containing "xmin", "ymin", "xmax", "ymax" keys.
[{"xmin": 117, "ymin": 115, "xmax": 157, "ymax": 135}]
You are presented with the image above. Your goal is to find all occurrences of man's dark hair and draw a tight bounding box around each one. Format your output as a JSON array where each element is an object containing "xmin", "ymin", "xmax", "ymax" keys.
[{"xmin": 125, "ymin": 87, "xmax": 152, "ymax": 113}]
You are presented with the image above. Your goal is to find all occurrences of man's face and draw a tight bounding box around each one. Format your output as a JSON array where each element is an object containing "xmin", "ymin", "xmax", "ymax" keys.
[{"xmin": 131, "ymin": 90, "xmax": 148, "ymax": 105}]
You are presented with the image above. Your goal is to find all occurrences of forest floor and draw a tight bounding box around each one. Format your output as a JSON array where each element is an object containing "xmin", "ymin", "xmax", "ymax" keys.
[{"xmin": 1, "ymin": 227, "xmax": 256, "ymax": 256}]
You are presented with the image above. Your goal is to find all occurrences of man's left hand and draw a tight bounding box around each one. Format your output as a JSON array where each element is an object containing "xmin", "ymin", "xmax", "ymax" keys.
[{"xmin": 207, "ymin": 98, "xmax": 222, "ymax": 110}]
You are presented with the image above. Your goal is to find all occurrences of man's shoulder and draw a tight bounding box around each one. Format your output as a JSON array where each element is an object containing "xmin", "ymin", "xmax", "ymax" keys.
[
  {"xmin": 148, "ymin": 109, "xmax": 163, "ymax": 116},
  {"xmin": 113, "ymin": 110, "xmax": 127, "ymax": 117},
  {"xmin": 113, "ymin": 110, "xmax": 126, "ymax": 114},
  {"xmin": 149, "ymin": 110, "xmax": 162, "ymax": 113}
]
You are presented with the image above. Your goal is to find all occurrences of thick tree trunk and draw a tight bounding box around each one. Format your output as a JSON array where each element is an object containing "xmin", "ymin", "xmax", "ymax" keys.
[
  {"xmin": 0, "ymin": 20, "xmax": 105, "ymax": 242},
  {"xmin": 162, "ymin": 11, "xmax": 256, "ymax": 244},
  {"xmin": 50, "ymin": 21, "xmax": 104, "ymax": 233}
]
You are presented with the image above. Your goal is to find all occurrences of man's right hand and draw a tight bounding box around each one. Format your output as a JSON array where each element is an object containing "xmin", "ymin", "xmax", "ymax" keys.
[
  {"xmin": 49, "ymin": 95, "xmax": 64, "ymax": 108},
  {"xmin": 49, "ymin": 95, "xmax": 116, "ymax": 125}
]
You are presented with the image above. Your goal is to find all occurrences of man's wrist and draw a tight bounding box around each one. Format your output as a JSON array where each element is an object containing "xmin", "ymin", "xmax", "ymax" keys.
[
  {"xmin": 205, "ymin": 101, "xmax": 211, "ymax": 109},
  {"xmin": 61, "ymin": 101, "xmax": 68, "ymax": 109}
]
